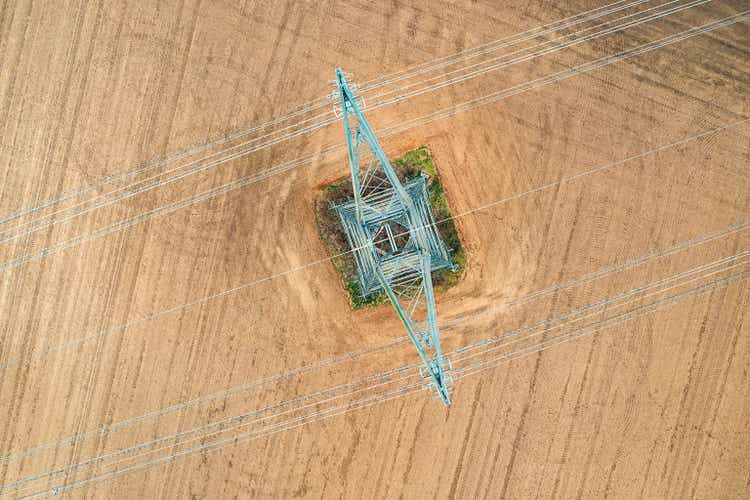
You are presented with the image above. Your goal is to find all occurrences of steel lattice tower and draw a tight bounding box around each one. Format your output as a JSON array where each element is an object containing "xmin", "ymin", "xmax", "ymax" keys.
[{"xmin": 332, "ymin": 69, "xmax": 455, "ymax": 405}]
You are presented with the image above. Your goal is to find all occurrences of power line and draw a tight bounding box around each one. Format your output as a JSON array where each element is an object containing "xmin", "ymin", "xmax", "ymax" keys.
[
  {"xmin": 0, "ymin": 0, "xmax": 696, "ymax": 247},
  {"xmin": 453, "ymin": 271, "xmax": 748, "ymax": 377},
  {"xmin": 0, "ymin": 0, "xmax": 645, "ymax": 230},
  {"xmin": 2, "ymin": 221, "xmax": 744, "ymax": 465},
  {"xmin": 17, "ymin": 270, "xmax": 744, "ymax": 499},
  {"xmin": 1, "ymin": 9, "xmax": 743, "ymax": 277},
  {"xmin": 451, "ymin": 256, "xmax": 748, "ymax": 362},
  {"xmin": 2, "ymin": 2, "xmax": 747, "ymax": 496},
  {"xmin": 360, "ymin": 0, "xmax": 705, "ymax": 108},
  {"xmin": 2, "ymin": 114, "xmax": 745, "ymax": 369},
  {"xmin": 5, "ymin": 253, "xmax": 744, "ymax": 495}
]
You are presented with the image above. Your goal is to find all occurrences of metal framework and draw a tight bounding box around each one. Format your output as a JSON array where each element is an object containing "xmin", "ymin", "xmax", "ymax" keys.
[{"xmin": 332, "ymin": 69, "xmax": 455, "ymax": 405}]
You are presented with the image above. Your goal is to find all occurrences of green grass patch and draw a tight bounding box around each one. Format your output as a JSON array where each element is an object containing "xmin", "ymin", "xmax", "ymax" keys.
[
  {"xmin": 392, "ymin": 146, "xmax": 465, "ymax": 293},
  {"xmin": 314, "ymin": 145, "xmax": 465, "ymax": 308}
]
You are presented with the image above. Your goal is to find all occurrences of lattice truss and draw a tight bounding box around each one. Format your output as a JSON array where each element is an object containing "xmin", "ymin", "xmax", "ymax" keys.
[{"xmin": 331, "ymin": 69, "xmax": 456, "ymax": 405}]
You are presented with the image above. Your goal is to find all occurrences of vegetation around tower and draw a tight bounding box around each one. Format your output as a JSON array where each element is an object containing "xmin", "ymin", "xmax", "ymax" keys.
[{"xmin": 315, "ymin": 146, "xmax": 465, "ymax": 308}]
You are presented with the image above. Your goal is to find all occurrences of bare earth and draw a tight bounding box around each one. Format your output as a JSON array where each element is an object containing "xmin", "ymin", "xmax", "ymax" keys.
[{"xmin": 1, "ymin": 0, "xmax": 748, "ymax": 498}]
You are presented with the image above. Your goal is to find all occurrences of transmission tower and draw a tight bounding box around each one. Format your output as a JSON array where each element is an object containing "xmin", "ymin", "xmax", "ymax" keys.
[{"xmin": 332, "ymin": 69, "xmax": 455, "ymax": 405}]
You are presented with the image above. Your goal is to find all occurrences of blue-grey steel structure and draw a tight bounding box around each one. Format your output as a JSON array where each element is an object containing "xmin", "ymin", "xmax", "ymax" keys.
[{"xmin": 332, "ymin": 69, "xmax": 455, "ymax": 405}]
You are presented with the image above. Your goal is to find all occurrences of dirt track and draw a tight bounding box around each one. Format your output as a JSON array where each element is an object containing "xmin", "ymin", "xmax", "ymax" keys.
[{"xmin": 1, "ymin": 0, "xmax": 748, "ymax": 498}]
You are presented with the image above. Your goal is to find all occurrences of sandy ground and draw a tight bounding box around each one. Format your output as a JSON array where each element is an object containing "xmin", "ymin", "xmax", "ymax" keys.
[{"xmin": 0, "ymin": 0, "xmax": 748, "ymax": 498}]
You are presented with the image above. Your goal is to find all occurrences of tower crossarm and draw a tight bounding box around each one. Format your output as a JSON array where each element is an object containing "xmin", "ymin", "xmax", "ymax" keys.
[
  {"xmin": 333, "ymin": 68, "xmax": 455, "ymax": 405},
  {"xmin": 335, "ymin": 69, "xmax": 414, "ymax": 209}
]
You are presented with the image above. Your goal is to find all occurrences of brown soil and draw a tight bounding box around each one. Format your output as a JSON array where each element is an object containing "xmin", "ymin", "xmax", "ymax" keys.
[{"xmin": 0, "ymin": 1, "xmax": 748, "ymax": 499}]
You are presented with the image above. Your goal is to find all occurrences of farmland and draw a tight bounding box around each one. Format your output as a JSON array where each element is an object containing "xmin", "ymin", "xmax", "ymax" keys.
[{"xmin": 0, "ymin": 0, "xmax": 748, "ymax": 498}]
